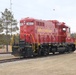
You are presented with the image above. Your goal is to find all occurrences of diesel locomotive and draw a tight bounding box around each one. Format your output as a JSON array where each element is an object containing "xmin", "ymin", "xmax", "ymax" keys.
[{"xmin": 12, "ymin": 17, "xmax": 75, "ymax": 57}]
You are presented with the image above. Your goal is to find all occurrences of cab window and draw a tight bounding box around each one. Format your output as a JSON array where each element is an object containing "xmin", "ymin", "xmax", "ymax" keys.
[
  {"xmin": 36, "ymin": 21, "xmax": 44, "ymax": 26},
  {"xmin": 26, "ymin": 22, "xmax": 34, "ymax": 25}
]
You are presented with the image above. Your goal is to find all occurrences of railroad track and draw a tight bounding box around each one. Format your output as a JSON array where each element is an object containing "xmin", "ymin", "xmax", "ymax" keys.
[
  {"xmin": 0, "ymin": 54, "xmax": 55, "ymax": 64},
  {"xmin": 0, "ymin": 58, "xmax": 23, "ymax": 64},
  {"xmin": 0, "ymin": 52, "xmax": 74, "ymax": 64},
  {"xmin": 0, "ymin": 52, "xmax": 11, "ymax": 54}
]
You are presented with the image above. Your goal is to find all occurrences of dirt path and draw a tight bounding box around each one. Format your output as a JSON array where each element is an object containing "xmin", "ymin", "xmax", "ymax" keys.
[{"xmin": 0, "ymin": 52, "xmax": 76, "ymax": 75}]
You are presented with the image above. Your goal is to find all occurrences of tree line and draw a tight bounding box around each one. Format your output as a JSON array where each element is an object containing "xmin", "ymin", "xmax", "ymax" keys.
[{"xmin": 0, "ymin": 34, "xmax": 19, "ymax": 45}]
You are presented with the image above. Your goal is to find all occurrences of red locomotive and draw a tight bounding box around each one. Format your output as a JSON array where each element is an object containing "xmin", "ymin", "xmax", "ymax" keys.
[{"xmin": 12, "ymin": 17, "xmax": 75, "ymax": 57}]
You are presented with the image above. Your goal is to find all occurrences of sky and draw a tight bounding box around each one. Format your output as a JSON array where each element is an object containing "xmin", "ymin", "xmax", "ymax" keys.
[{"xmin": 0, "ymin": 0, "xmax": 76, "ymax": 33}]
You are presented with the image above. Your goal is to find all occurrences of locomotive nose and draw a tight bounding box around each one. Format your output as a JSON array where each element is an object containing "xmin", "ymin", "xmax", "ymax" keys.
[
  {"xmin": 24, "ymin": 27, "xmax": 30, "ymax": 33},
  {"xmin": 24, "ymin": 30, "xmax": 27, "ymax": 33}
]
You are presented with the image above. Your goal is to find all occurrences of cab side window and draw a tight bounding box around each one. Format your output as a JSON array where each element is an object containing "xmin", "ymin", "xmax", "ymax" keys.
[{"xmin": 36, "ymin": 21, "xmax": 44, "ymax": 26}]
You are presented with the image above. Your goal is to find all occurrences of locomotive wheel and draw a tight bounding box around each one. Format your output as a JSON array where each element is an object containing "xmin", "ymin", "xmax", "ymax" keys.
[
  {"xmin": 41, "ymin": 48, "xmax": 49, "ymax": 56},
  {"xmin": 52, "ymin": 52, "xmax": 55, "ymax": 54},
  {"xmin": 52, "ymin": 47, "xmax": 57, "ymax": 54},
  {"xmin": 71, "ymin": 45, "xmax": 75, "ymax": 52},
  {"xmin": 68, "ymin": 46, "xmax": 73, "ymax": 53},
  {"xmin": 38, "ymin": 49, "xmax": 42, "ymax": 56},
  {"xmin": 59, "ymin": 51, "xmax": 65, "ymax": 54},
  {"xmin": 65, "ymin": 46, "xmax": 73, "ymax": 53}
]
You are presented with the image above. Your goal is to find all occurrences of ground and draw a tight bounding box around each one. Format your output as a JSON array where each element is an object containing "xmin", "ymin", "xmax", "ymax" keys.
[
  {"xmin": 0, "ymin": 45, "xmax": 12, "ymax": 53},
  {"xmin": 0, "ymin": 52, "xmax": 76, "ymax": 75}
]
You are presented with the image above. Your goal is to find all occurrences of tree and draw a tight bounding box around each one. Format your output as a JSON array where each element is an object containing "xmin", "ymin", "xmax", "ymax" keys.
[
  {"xmin": 0, "ymin": 8, "xmax": 19, "ymax": 35},
  {"xmin": 0, "ymin": 34, "xmax": 11, "ymax": 45},
  {"xmin": 0, "ymin": 18, "xmax": 3, "ymax": 32},
  {"xmin": 71, "ymin": 33, "xmax": 76, "ymax": 38},
  {"xmin": 0, "ymin": 8, "xmax": 19, "ymax": 52}
]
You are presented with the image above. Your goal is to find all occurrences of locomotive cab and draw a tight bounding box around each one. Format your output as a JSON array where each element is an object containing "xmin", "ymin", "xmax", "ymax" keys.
[
  {"xmin": 12, "ymin": 18, "xmax": 36, "ymax": 57},
  {"xmin": 59, "ymin": 23, "xmax": 68, "ymax": 43},
  {"xmin": 20, "ymin": 18, "xmax": 35, "ymax": 44}
]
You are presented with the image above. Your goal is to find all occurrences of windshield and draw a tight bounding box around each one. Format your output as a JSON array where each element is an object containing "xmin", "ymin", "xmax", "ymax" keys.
[{"xmin": 26, "ymin": 22, "xmax": 34, "ymax": 25}]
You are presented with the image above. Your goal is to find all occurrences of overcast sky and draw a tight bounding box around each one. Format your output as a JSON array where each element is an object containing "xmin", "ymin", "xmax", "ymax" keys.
[{"xmin": 0, "ymin": 0, "xmax": 76, "ymax": 33}]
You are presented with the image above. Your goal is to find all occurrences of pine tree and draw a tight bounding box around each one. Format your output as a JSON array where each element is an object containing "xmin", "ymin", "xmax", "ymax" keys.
[
  {"xmin": 0, "ymin": 8, "xmax": 19, "ymax": 52},
  {"xmin": 0, "ymin": 8, "xmax": 19, "ymax": 35}
]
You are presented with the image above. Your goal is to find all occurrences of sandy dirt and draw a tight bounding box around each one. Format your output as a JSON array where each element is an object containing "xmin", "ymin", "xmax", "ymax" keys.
[
  {"xmin": 0, "ymin": 45, "xmax": 12, "ymax": 53},
  {"xmin": 0, "ymin": 51, "xmax": 76, "ymax": 75},
  {"xmin": 0, "ymin": 54, "xmax": 16, "ymax": 60}
]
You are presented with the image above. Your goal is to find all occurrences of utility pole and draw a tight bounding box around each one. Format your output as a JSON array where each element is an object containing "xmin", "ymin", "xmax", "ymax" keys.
[{"xmin": 10, "ymin": 0, "xmax": 12, "ymax": 11}]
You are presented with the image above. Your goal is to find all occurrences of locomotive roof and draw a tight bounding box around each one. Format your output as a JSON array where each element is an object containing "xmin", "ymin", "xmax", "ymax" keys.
[
  {"xmin": 20, "ymin": 17, "xmax": 49, "ymax": 22},
  {"xmin": 20, "ymin": 17, "xmax": 69, "ymax": 28}
]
